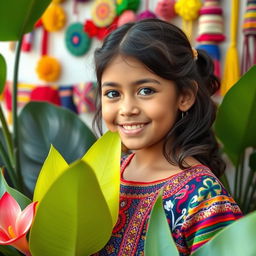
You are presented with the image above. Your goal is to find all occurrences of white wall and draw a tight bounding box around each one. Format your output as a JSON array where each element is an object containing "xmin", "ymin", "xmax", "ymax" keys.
[{"xmin": 0, "ymin": 0, "xmax": 247, "ymax": 127}]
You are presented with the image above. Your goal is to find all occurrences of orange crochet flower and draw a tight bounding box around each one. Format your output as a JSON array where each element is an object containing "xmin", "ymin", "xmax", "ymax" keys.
[
  {"xmin": 36, "ymin": 56, "xmax": 61, "ymax": 82},
  {"xmin": 42, "ymin": 3, "xmax": 66, "ymax": 32}
]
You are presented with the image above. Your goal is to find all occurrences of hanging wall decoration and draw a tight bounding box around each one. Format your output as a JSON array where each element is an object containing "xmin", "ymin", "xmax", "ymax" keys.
[
  {"xmin": 42, "ymin": 2, "xmax": 66, "ymax": 32},
  {"xmin": 137, "ymin": 0, "xmax": 157, "ymax": 20},
  {"xmin": 65, "ymin": 0, "xmax": 92, "ymax": 56},
  {"xmin": 116, "ymin": 0, "xmax": 141, "ymax": 15},
  {"xmin": 241, "ymin": 0, "xmax": 256, "ymax": 74},
  {"xmin": 175, "ymin": 0, "xmax": 202, "ymax": 41},
  {"xmin": 117, "ymin": 10, "xmax": 137, "ymax": 27},
  {"xmin": 155, "ymin": 0, "xmax": 176, "ymax": 21},
  {"xmin": 221, "ymin": 0, "xmax": 240, "ymax": 95},
  {"xmin": 196, "ymin": 0, "xmax": 225, "ymax": 78},
  {"xmin": 91, "ymin": 0, "xmax": 116, "ymax": 27},
  {"xmin": 65, "ymin": 22, "xmax": 92, "ymax": 56}
]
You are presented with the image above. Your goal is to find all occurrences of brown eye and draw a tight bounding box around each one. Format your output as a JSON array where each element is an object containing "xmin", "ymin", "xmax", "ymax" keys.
[
  {"xmin": 138, "ymin": 88, "xmax": 155, "ymax": 96},
  {"xmin": 105, "ymin": 90, "xmax": 120, "ymax": 98}
]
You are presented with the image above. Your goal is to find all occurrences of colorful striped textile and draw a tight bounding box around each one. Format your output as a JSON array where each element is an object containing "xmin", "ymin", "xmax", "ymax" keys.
[{"xmin": 93, "ymin": 153, "xmax": 242, "ymax": 256}]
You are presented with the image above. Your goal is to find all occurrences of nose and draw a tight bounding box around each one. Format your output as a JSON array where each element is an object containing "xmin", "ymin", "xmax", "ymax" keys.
[{"xmin": 119, "ymin": 97, "xmax": 140, "ymax": 116}]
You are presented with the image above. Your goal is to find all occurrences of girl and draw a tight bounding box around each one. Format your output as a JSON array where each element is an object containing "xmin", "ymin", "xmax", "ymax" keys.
[{"xmin": 93, "ymin": 19, "xmax": 242, "ymax": 256}]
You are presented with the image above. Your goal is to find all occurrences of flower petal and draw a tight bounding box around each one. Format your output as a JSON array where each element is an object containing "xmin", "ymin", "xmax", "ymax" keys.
[
  {"xmin": 0, "ymin": 228, "xmax": 9, "ymax": 243},
  {"xmin": 0, "ymin": 192, "xmax": 21, "ymax": 231},
  {"xmin": 15, "ymin": 201, "xmax": 37, "ymax": 235}
]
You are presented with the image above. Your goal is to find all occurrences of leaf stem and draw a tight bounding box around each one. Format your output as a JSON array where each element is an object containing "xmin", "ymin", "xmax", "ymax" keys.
[
  {"xmin": 242, "ymin": 168, "xmax": 254, "ymax": 213},
  {"xmin": 0, "ymin": 104, "xmax": 14, "ymax": 165},
  {"xmin": 0, "ymin": 141, "xmax": 18, "ymax": 188},
  {"xmin": 12, "ymin": 37, "xmax": 24, "ymax": 192}
]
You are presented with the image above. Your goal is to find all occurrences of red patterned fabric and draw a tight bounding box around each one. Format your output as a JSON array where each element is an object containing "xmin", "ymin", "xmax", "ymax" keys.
[{"xmin": 94, "ymin": 154, "xmax": 242, "ymax": 256}]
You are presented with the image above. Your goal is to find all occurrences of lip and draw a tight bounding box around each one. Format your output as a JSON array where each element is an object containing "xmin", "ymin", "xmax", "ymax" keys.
[{"xmin": 118, "ymin": 122, "xmax": 148, "ymax": 135}]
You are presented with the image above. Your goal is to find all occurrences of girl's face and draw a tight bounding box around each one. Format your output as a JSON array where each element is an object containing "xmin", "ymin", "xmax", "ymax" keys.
[{"xmin": 101, "ymin": 55, "xmax": 190, "ymax": 151}]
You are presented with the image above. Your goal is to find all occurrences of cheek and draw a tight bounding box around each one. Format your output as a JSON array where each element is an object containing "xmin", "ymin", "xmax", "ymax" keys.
[{"xmin": 102, "ymin": 103, "xmax": 117, "ymax": 132}]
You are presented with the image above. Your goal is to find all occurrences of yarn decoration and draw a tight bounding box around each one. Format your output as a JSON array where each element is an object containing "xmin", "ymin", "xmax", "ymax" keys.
[
  {"xmin": 59, "ymin": 86, "xmax": 78, "ymax": 113},
  {"xmin": 30, "ymin": 86, "xmax": 61, "ymax": 106},
  {"xmin": 175, "ymin": 0, "xmax": 202, "ymax": 41},
  {"xmin": 84, "ymin": 17, "xmax": 118, "ymax": 40},
  {"xmin": 196, "ymin": 0, "xmax": 225, "ymax": 78},
  {"xmin": 137, "ymin": 0, "xmax": 157, "ymax": 20},
  {"xmin": 91, "ymin": 0, "xmax": 116, "ymax": 28},
  {"xmin": 116, "ymin": 0, "xmax": 141, "ymax": 15},
  {"xmin": 73, "ymin": 82, "xmax": 97, "ymax": 113},
  {"xmin": 36, "ymin": 56, "xmax": 61, "ymax": 82},
  {"xmin": 155, "ymin": 0, "xmax": 176, "ymax": 21},
  {"xmin": 241, "ymin": 0, "xmax": 256, "ymax": 74},
  {"xmin": 42, "ymin": 3, "xmax": 66, "ymax": 32},
  {"xmin": 65, "ymin": 22, "xmax": 92, "ymax": 56},
  {"xmin": 117, "ymin": 10, "xmax": 137, "ymax": 27},
  {"xmin": 221, "ymin": 0, "xmax": 240, "ymax": 95}
]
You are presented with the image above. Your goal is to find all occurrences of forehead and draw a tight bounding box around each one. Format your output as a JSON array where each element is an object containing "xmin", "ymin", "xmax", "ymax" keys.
[{"xmin": 102, "ymin": 55, "xmax": 155, "ymax": 81}]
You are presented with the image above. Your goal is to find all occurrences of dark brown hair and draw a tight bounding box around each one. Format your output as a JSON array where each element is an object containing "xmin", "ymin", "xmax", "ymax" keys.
[{"xmin": 93, "ymin": 19, "xmax": 225, "ymax": 177}]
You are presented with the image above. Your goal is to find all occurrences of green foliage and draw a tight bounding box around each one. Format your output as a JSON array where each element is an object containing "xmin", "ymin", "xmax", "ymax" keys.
[
  {"xmin": 33, "ymin": 145, "xmax": 68, "ymax": 203},
  {"xmin": 0, "ymin": 54, "xmax": 6, "ymax": 94},
  {"xmin": 0, "ymin": 0, "xmax": 51, "ymax": 41},
  {"xmin": 29, "ymin": 161, "xmax": 113, "ymax": 256},
  {"xmin": 144, "ymin": 190, "xmax": 179, "ymax": 256},
  {"xmin": 18, "ymin": 102, "xmax": 96, "ymax": 196},
  {"xmin": 0, "ymin": 170, "xmax": 31, "ymax": 210},
  {"xmin": 82, "ymin": 131, "xmax": 121, "ymax": 226},
  {"xmin": 215, "ymin": 65, "xmax": 256, "ymax": 166}
]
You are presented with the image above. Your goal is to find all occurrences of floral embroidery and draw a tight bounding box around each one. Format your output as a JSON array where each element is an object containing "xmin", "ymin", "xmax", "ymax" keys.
[{"xmin": 198, "ymin": 177, "xmax": 221, "ymax": 200}]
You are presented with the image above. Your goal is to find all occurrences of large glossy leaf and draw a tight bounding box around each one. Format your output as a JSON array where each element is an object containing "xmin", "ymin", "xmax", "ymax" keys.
[
  {"xmin": 215, "ymin": 65, "xmax": 256, "ymax": 165},
  {"xmin": 0, "ymin": 0, "xmax": 51, "ymax": 41},
  {"xmin": 82, "ymin": 131, "xmax": 121, "ymax": 226},
  {"xmin": 33, "ymin": 145, "xmax": 68, "ymax": 203},
  {"xmin": 0, "ymin": 170, "xmax": 31, "ymax": 210},
  {"xmin": 144, "ymin": 190, "xmax": 179, "ymax": 256},
  {"xmin": 0, "ymin": 245, "xmax": 21, "ymax": 256},
  {"xmin": 192, "ymin": 211, "xmax": 256, "ymax": 255},
  {"xmin": 29, "ymin": 161, "xmax": 113, "ymax": 256},
  {"xmin": 18, "ymin": 102, "xmax": 96, "ymax": 195},
  {"xmin": 0, "ymin": 54, "xmax": 6, "ymax": 93}
]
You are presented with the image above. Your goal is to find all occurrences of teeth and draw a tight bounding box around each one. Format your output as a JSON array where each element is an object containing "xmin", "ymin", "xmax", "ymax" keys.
[{"xmin": 123, "ymin": 124, "xmax": 144, "ymax": 130}]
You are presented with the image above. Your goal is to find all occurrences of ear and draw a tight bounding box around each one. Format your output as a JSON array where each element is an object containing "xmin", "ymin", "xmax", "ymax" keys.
[{"xmin": 178, "ymin": 83, "xmax": 197, "ymax": 112}]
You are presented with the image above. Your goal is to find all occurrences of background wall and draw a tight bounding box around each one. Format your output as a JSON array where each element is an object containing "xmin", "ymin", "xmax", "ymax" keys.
[{"xmin": 0, "ymin": 0, "xmax": 247, "ymax": 128}]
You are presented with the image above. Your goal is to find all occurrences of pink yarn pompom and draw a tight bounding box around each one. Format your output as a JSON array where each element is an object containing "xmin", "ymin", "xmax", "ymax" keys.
[
  {"xmin": 117, "ymin": 10, "xmax": 137, "ymax": 27},
  {"xmin": 155, "ymin": 0, "xmax": 176, "ymax": 21},
  {"xmin": 137, "ymin": 10, "xmax": 157, "ymax": 21}
]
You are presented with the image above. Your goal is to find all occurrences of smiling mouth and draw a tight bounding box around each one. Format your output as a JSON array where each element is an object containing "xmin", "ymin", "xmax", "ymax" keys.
[{"xmin": 118, "ymin": 123, "xmax": 147, "ymax": 135}]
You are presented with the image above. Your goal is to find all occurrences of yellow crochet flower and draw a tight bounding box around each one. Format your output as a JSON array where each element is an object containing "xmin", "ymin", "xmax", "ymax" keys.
[
  {"xmin": 175, "ymin": 0, "xmax": 202, "ymax": 21},
  {"xmin": 42, "ymin": 3, "xmax": 66, "ymax": 32},
  {"xmin": 91, "ymin": 0, "xmax": 116, "ymax": 28},
  {"xmin": 36, "ymin": 56, "xmax": 61, "ymax": 82}
]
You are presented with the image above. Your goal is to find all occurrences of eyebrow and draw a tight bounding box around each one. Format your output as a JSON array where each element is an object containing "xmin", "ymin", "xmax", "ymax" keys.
[{"xmin": 102, "ymin": 78, "xmax": 161, "ymax": 87}]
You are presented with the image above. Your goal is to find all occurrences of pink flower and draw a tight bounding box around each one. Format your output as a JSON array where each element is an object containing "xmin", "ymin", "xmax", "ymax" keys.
[{"xmin": 0, "ymin": 192, "xmax": 37, "ymax": 256}]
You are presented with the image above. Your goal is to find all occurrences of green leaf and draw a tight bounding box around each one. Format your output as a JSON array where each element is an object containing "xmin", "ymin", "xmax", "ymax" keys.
[
  {"xmin": 249, "ymin": 150, "xmax": 256, "ymax": 171},
  {"xmin": 192, "ymin": 211, "xmax": 256, "ymax": 255},
  {"xmin": 0, "ymin": 245, "xmax": 21, "ymax": 256},
  {"xmin": 0, "ymin": 0, "xmax": 51, "ymax": 41},
  {"xmin": 33, "ymin": 145, "xmax": 68, "ymax": 203},
  {"xmin": 18, "ymin": 102, "xmax": 96, "ymax": 196},
  {"xmin": 82, "ymin": 131, "xmax": 121, "ymax": 226},
  {"xmin": 0, "ymin": 170, "xmax": 31, "ymax": 210},
  {"xmin": 0, "ymin": 54, "xmax": 6, "ymax": 94},
  {"xmin": 29, "ymin": 161, "xmax": 112, "ymax": 256},
  {"xmin": 215, "ymin": 65, "xmax": 256, "ymax": 166},
  {"xmin": 144, "ymin": 190, "xmax": 179, "ymax": 256}
]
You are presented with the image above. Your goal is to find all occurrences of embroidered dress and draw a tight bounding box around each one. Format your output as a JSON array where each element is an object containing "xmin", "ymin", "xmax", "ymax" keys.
[{"xmin": 94, "ymin": 154, "xmax": 242, "ymax": 256}]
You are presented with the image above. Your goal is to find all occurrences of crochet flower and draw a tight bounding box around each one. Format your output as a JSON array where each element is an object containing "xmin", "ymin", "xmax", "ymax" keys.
[
  {"xmin": 0, "ymin": 192, "xmax": 37, "ymax": 256},
  {"xmin": 36, "ymin": 56, "xmax": 61, "ymax": 82},
  {"xmin": 42, "ymin": 3, "xmax": 66, "ymax": 32},
  {"xmin": 91, "ymin": 0, "xmax": 116, "ymax": 28},
  {"xmin": 175, "ymin": 0, "xmax": 202, "ymax": 21}
]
